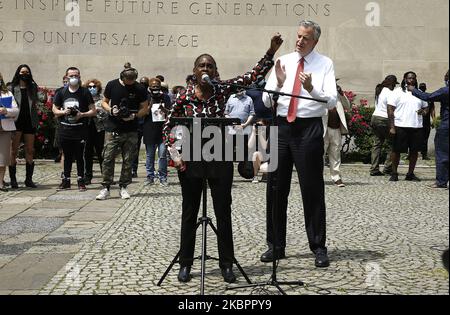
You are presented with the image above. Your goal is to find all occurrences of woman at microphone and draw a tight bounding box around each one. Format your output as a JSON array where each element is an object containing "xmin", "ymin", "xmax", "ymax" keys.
[{"xmin": 163, "ymin": 34, "xmax": 283, "ymax": 284}]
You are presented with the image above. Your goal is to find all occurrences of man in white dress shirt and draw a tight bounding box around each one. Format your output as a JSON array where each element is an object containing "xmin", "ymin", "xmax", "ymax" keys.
[{"xmin": 260, "ymin": 20, "xmax": 337, "ymax": 268}]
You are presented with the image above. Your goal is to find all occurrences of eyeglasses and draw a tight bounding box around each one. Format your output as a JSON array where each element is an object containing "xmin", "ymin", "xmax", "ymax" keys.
[{"xmin": 88, "ymin": 85, "xmax": 96, "ymax": 89}]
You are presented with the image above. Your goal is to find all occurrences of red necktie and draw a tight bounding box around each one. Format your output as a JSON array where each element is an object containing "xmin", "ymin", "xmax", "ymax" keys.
[{"xmin": 287, "ymin": 57, "xmax": 305, "ymax": 123}]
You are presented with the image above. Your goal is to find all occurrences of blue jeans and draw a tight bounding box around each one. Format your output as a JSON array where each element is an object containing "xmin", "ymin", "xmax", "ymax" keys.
[
  {"xmin": 145, "ymin": 142, "xmax": 168, "ymax": 180},
  {"xmin": 435, "ymin": 128, "xmax": 449, "ymax": 187}
]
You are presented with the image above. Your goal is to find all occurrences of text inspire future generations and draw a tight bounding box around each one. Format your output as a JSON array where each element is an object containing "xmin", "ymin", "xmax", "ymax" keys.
[
  {"xmin": 0, "ymin": 1, "xmax": 332, "ymax": 48},
  {"xmin": 1, "ymin": 0, "xmax": 332, "ymax": 17}
]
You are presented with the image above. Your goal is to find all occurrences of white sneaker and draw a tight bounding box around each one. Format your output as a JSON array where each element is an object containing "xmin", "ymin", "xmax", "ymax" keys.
[
  {"xmin": 120, "ymin": 187, "xmax": 131, "ymax": 199},
  {"xmin": 96, "ymin": 188, "xmax": 110, "ymax": 200},
  {"xmin": 252, "ymin": 177, "xmax": 259, "ymax": 183}
]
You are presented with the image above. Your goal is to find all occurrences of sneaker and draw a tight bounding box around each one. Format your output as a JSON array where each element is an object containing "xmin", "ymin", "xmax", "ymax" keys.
[
  {"xmin": 383, "ymin": 169, "xmax": 393, "ymax": 176},
  {"xmin": 57, "ymin": 178, "xmax": 71, "ymax": 190},
  {"xmin": 389, "ymin": 173, "xmax": 399, "ymax": 182},
  {"xmin": 427, "ymin": 183, "xmax": 448, "ymax": 189},
  {"xmin": 252, "ymin": 177, "xmax": 259, "ymax": 183},
  {"xmin": 405, "ymin": 173, "xmax": 421, "ymax": 182},
  {"xmin": 260, "ymin": 173, "xmax": 268, "ymax": 182},
  {"xmin": 84, "ymin": 176, "xmax": 92, "ymax": 185},
  {"xmin": 77, "ymin": 179, "xmax": 87, "ymax": 192},
  {"xmin": 159, "ymin": 179, "xmax": 168, "ymax": 187},
  {"xmin": 144, "ymin": 178, "xmax": 155, "ymax": 186},
  {"xmin": 96, "ymin": 187, "xmax": 110, "ymax": 200},
  {"xmin": 334, "ymin": 179, "xmax": 345, "ymax": 187},
  {"xmin": 132, "ymin": 171, "xmax": 138, "ymax": 178},
  {"xmin": 120, "ymin": 187, "xmax": 130, "ymax": 199}
]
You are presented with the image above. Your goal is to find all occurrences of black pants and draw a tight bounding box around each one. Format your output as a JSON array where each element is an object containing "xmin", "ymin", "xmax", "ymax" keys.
[
  {"xmin": 84, "ymin": 123, "xmax": 105, "ymax": 179},
  {"xmin": 60, "ymin": 138, "xmax": 86, "ymax": 179},
  {"xmin": 178, "ymin": 162, "xmax": 234, "ymax": 269},
  {"xmin": 421, "ymin": 125, "xmax": 431, "ymax": 155},
  {"xmin": 266, "ymin": 117, "xmax": 326, "ymax": 252}
]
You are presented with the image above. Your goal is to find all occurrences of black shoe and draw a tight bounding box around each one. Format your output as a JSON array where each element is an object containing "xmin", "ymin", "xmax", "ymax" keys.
[
  {"xmin": 260, "ymin": 248, "xmax": 286, "ymax": 263},
  {"xmin": 314, "ymin": 248, "xmax": 330, "ymax": 268},
  {"xmin": 9, "ymin": 165, "xmax": 18, "ymax": 189},
  {"xmin": 383, "ymin": 170, "xmax": 392, "ymax": 175},
  {"xmin": 58, "ymin": 178, "xmax": 71, "ymax": 190},
  {"xmin": 221, "ymin": 267, "xmax": 236, "ymax": 283},
  {"xmin": 389, "ymin": 173, "xmax": 399, "ymax": 182},
  {"xmin": 25, "ymin": 162, "xmax": 37, "ymax": 188},
  {"xmin": 84, "ymin": 176, "xmax": 92, "ymax": 185},
  {"xmin": 422, "ymin": 154, "xmax": 430, "ymax": 161},
  {"xmin": 132, "ymin": 171, "xmax": 138, "ymax": 178},
  {"xmin": 77, "ymin": 178, "xmax": 87, "ymax": 192},
  {"xmin": 260, "ymin": 173, "xmax": 268, "ymax": 182},
  {"xmin": 54, "ymin": 154, "xmax": 62, "ymax": 163},
  {"xmin": 177, "ymin": 266, "xmax": 192, "ymax": 283},
  {"xmin": 370, "ymin": 171, "xmax": 384, "ymax": 176},
  {"xmin": 405, "ymin": 173, "xmax": 421, "ymax": 182}
]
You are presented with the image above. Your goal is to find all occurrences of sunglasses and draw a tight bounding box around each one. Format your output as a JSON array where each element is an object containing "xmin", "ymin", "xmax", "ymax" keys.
[{"xmin": 88, "ymin": 85, "xmax": 96, "ymax": 88}]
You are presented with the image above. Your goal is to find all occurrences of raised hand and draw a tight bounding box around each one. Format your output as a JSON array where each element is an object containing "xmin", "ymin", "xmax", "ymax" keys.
[
  {"xmin": 275, "ymin": 59, "xmax": 286, "ymax": 88},
  {"xmin": 268, "ymin": 33, "xmax": 283, "ymax": 55}
]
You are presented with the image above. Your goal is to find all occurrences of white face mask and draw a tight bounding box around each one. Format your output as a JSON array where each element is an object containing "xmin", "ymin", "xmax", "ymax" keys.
[{"xmin": 69, "ymin": 77, "xmax": 79, "ymax": 87}]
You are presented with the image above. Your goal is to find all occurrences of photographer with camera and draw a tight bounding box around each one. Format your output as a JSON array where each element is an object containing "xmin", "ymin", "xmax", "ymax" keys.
[
  {"xmin": 96, "ymin": 63, "xmax": 148, "ymax": 200},
  {"xmin": 52, "ymin": 67, "xmax": 96, "ymax": 191}
]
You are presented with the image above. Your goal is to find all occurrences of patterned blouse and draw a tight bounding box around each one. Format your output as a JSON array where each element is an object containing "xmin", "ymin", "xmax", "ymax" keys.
[{"xmin": 163, "ymin": 53, "xmax": 275, "ymax": 151}]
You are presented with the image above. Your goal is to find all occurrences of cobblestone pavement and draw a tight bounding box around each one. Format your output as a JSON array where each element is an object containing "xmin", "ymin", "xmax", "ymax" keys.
[{"xmin": 0, "ymin": 160, "xmax": 448, "ymax": 295}]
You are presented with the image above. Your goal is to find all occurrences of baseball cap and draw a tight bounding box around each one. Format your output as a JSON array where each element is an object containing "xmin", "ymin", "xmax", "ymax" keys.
[{"xmin": 385, "ymin": 75, "xmax": 400, "ymax": 85}]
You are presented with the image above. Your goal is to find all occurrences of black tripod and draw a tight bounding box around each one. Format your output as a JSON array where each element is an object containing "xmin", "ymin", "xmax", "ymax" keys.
[
  {"xmin": 157, "ymin": 118, "xmax": 252, "ymax": 295},
  {"xmin": 225, "ymin": 84, "xmax": 327, "ymax": 295},
  {"xmin": 227, "ymin": 165, "xmax": 303, "ymax": 295}
]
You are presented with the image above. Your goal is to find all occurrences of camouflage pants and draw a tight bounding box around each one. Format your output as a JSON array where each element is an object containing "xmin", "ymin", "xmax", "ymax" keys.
[{"xmin": 101, "ymin": 131, "xmax": 138, "ymax": 188}]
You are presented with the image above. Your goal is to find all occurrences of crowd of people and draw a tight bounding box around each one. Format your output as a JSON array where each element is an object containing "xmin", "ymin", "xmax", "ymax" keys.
[{"xmin": 0, "ymin": 20, "xmax": 448, "ymax": 284}]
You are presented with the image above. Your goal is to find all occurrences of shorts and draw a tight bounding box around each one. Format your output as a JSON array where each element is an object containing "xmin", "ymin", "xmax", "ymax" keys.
[{"xmin": 393, "ymin": 127, "xmax": 423, "ymax": 153}]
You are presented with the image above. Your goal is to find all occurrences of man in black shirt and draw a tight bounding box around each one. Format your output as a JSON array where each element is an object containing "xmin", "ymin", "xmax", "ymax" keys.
[
  {"xmin": 96, "ymin": 64, "xmax": 148, "ymax": 200},
  {"xmin": 53, "ymin": 67, "xmax": 96, "ymax": 191}
]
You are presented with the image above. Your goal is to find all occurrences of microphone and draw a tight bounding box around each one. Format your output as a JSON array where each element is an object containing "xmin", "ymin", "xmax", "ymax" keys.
[{"xmin": 202, "ymin": 74, "xmax": 214, "ymax": 86}]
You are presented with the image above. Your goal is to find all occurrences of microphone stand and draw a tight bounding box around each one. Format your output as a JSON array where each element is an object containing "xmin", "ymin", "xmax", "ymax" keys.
[
  {"xmin": 226, "ymin": 81, "xmax": 326, "ymax": 295},
  {"xmin": 214, "ymin": 81, "xmax": 328, "ymax": 104}
]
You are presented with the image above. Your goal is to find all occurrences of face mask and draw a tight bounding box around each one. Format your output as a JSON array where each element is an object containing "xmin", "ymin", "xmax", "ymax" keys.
[
  {"xmin": 445, "ymin": 80, "xmax": 449, "ymax": 87},
  {"xmin": 19, "ymin": 74, "xmax": 31, "ymax": 82},
  {"xmin": 69, "ymin": 77, "xmax": 79, "ymax": 86},
  {"xmin": 63, "ymin": 83, "xmax": 69, "ymax": 87},
  {"xmin": 89, "ymin": 87, "xmax": 98, "ymax": 96},
  {"xmin": 236, "ymin": 91, "xmax": 245, "ymax": 97}
]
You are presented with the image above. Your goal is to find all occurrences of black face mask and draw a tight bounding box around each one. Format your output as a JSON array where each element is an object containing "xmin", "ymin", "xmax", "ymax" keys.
[{"xmin": 19, "ymin": 74, "xmax": 31, "ymax": 82}]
